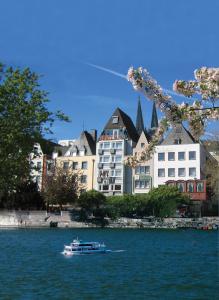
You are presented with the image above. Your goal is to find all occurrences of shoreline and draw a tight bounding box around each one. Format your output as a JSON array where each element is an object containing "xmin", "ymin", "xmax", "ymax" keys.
[{"xmin": 0, "ymin": 211, "xmax": 218, "ymax": 230}]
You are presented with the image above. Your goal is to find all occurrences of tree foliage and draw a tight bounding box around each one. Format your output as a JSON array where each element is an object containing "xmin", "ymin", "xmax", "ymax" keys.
[
  {"xmin": 0, "ymin": 181, "xmax": 44, "ymax": 210},
  {"xmin": 0, "ymin": 63, "xmax": 69, "ymax": 194},
  {"xmin": 147, "ymin": 185, "xmax": 190, "ymax": 218},
  {"xmin": 43, "ymin": 167, "xmax": 80, "ymax": 209},
  {"xmin": 77, "ymin": 190, "xmax": 106, "ymax": 218}
]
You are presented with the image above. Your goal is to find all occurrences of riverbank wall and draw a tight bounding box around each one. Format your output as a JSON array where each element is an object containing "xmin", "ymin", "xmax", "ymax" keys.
[{"xmin": 0, "ymin": 210, "xmax": 218, "ymax": 229}]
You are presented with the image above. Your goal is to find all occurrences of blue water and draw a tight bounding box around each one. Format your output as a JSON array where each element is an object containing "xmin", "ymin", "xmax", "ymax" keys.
[{"xmin": 0, "ymin": 228, "xmax": 218, "ymax": 300}]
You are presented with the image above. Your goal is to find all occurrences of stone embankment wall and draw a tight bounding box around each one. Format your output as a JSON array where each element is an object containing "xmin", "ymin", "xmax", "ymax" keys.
[{"xmin": 0, "ymin": 210, "xmax": 218, "ymax": 229}]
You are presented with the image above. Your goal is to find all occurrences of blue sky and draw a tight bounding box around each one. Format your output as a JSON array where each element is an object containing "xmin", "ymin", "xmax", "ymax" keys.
[{"xmin": 0, "ymin": 0, "xmax": 218, "ymax": 141}]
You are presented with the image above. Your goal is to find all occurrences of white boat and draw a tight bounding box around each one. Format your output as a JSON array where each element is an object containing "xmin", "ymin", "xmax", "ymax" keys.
[{"xmin": 62, "ymin": 238, "xmax": 108, "ymax": 256}]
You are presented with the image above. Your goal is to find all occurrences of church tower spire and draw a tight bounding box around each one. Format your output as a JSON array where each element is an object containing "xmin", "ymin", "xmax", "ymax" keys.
[
  {"xmin": 136, "ymin": 97, "xmax": 144, "ymax": 136},
  {"xmin": 151, "ymin": 102, "xmax": 158, "ymax": 129}
]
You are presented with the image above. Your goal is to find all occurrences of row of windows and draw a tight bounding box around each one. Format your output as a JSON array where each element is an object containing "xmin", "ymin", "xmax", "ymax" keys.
[
  {"xmin": 158, "ymin": 151, "xmax": 196, "ymax": 161},
  {"xmin": 99, "ymin": 155, "xmax": 122, "ymax": 163},
  {"xmin": 135, "ymin": 180, "xmax": 151, "ymax": 189},
  {"xmin": 99, "ymin": 141, "xmax": 123, "ymax": 149},
  {"xmin": 99, "ymin": 184, "xmax": 121, "ymax": 191},
  {"xmin": 63, "ymin": 161, "xmax": 88, "ymax": 170},
  {"xmin": 167, "ymin": 181, "xmax": 204, "ymax": 193},
  {"xmin": 99, "ymin": 169, "xmax": 122, "ymax": 177},
  {"xmin": 135, "ymin": 166, "xmax": 150, "ymax": 175},
  {"xmin": 158, "ymin": 168, "xmax": 196, "ymax": 178}
]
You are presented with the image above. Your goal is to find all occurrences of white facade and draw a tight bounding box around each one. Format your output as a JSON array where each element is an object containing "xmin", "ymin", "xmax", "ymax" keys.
[
  {"xmin": 29, "ymin": 143, "xmax": 44, "ymax": 190},
  {"xmin": 133, "ymin": 132, "xmax": 154, "ymax": 194},
  {"xmin": 96, "ymin": 139, "xmax": 129, "ymax": 195},
  {"xmin": 154, "ymin": 143, "xmax": 205, "ymax": 187}
]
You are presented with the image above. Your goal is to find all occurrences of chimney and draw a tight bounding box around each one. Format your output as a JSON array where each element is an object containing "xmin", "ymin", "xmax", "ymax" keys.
[{"xmin": 90, "ymin": 129, "xmax": 97, "ymax": 142}]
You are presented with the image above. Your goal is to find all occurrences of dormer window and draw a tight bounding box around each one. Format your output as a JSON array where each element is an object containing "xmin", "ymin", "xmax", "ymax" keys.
[
  {"xmin": 112, "ymin": 116, "xmax": 119, "ymax": 124},
  {"xmin": 174, "ymin": 138, "xmax": 182, "ymax": 144}
]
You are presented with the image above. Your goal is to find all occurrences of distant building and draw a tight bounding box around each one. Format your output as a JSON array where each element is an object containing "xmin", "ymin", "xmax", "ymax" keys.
[
  {"xmin": 53, "ymin": 130, "xmax": 97, "ymax": 192},
  {"xmin": 96, "ymin": 107, "xmax": 138, "ymax": 195},
  {"xmin": 133, "ymin": 131, "xmax": 154, "ymax": 194},
  {"xmin": 154, "ymin": 123, "xmax": 209, "ymax": 205},
  {"xmin": 30, "ymin": 139, "xmax": 58, "ymax": 190}
]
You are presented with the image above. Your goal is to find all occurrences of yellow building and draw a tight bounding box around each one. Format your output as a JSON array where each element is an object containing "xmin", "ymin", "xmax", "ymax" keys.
[{"xmin": 53, "ymin": 130, "xmax": 96, "ymax": 192}]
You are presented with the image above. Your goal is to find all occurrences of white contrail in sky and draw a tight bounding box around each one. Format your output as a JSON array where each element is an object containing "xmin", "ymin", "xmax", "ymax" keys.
[
  {"xmin": 84, "ymin": 62, "xmax": 127, "ymax": 79},
  {"xmin": 83, "ymin": 61, "xmax": 189, "ymax": 99}
]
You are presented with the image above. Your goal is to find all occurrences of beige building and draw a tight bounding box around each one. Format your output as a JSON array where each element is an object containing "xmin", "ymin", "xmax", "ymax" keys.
[
  {"xmin": 133, "ymin": 131, "xmax": 154, "ymax": 194},
  {"xmin": 53, "ymin": 130, "xmax": 97, "ymax": 192}
]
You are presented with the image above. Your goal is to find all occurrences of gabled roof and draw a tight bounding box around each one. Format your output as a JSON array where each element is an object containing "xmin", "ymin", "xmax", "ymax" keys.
[
  {"xmin": 37, "ymin": 139, "xmax": 60, "ymax": 156},
  {"xmin": 103, "ymin": 107, "xmax": 139, "ymax": 142},
  {"xmin": 161, "ymin": 123, "xmax": 196, "ymax": 145},
  {"xmin": 135, "ymin": 131, "xmax": 150, "ymax": 148}
]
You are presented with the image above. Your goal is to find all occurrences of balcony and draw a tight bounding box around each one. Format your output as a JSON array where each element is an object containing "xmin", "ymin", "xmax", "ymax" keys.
[
  {"xmin": 97, "ymin": 177, "xmax": 102, "ymax": 183},
  {"xmin": 109, "ymin": 177, "xmax": 115, "ymax": 184},
  {"xmin": 110, "ymin": 149, "xmax": 116, "ymax": 154}
]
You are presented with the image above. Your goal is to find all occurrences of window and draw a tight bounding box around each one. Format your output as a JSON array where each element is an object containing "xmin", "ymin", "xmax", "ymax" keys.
[
  {"xmin": 81, "ymin": 161, "xmax": 88, "ymax": 169},
  {"xmin": 47, "ymin": 162, "xmax": 52, "ymax": 171},
  {"xmin": 80, "ymin": 175, "xmax": 87, "ymax": 184},
  {"xmin": 116, "ymin": 142, "xmax": 122, "ymax": 149},
  {"xmin": 72, "ymin": 162, "xmax": 78, "ymax": 170},
  {"xmin": 158, "ymin": 168, "xmax": 165, "ymax": 177},
  {"xmin": 187, "ymin": 182, "xmax": 194, "ymax": 192},
  {"xmin": 37, "ymin": 162, "xmax": 42, "ymax": 169},
  {"xmin": 189, "ymin": 167, "xmax": 196, "ymax": 177},
  {"xmin": 115, "ymin": 169, "xmax": 121, "ymax": 176},
  {"xmin": 141, "ymin": 143, "xmax": 145, "ymax": 148},
  {"xmin": 103, "ymin": 156, "xmax": 110, "ymax": 162},
  {"xmin": 113, "ymin": 130, "xmax": 119, "ymax": 138},
  {"xmin": 177, "ymin": 182, "xmax": 185, "ymax": 192},
  {"xmin": 197, "ymin": 182, "xmax": 204, "ymax": 192},
  {"xmin": 112, "ymin": 116, "xmax": 119, "ymax": 124},
  {"xmin": 135, "ymin": 180, "xmax": 151, "ymax": 189},
  {"xmin": 145, "ymin": 166, "xmax": 150, "ymax": 175},
  {"xmin": 174, "ymin": 138, "xmax": 182, "ymax": 144},
  {"xmin": 115, "ymin": 185, "xmax": 121, "ymax": 190},
  {"xmin": 189, "ymin": 151, "xmax": 196, "ymax": 160},
  {"xmin": 63, "ymin": 162, "xmax": 69, "ymax": 170},
  {"xmin": 115, "ymin": 155, "xmax": 122, "ymax": 162},
  {"xmin": 103, "ymin": 142, "xmax": 110, "ymax": 149},
  {"xmin": 158, "ymin": 153, "xmax": 165, "ymax": 161},
  {"xmin": 135, "ymin": 166, "xmax": 149, "ymax": 174},
  {"xmin": 178, "ymin": 152, "xmax": 185, "ymax": 161},
  {"xmin": 168, "ymin": 168, "xmax": 175, "ymax": 177},
  {"xmin": 36, "ymin": 176, "xmax": 40, "ymax": 184},
  {"xmin": 168, "ymin": 152, "xmax": 175, "ymax": 161},
  {"xmin": 178, "ymin": 168, "xmax": 185, "ymax": 177},
  {"xmin": 103, "ymin": 185, "xmax": 109, "ymax": 191}
]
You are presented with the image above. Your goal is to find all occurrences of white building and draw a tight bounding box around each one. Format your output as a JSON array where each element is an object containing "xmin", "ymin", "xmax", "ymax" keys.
[
  {"xmin": 96, "ymin": 108, "xmax": 138, "ymax": 195},
  {"xmin": 133, "ymin": 131, "xmax": 154, "ymax": 194},
  {"xmin": 154, "ymin": 124, "xmax": 206, "ymax": 189}
]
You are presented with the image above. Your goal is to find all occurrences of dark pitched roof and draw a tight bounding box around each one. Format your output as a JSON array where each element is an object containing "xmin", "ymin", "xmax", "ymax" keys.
[
  {"xmin": 102, "ymin": 107, "xmax": 139, "ymax": 142},
  {"xmin": 136, "ymin": 98, "xmax": 144, "ymax": 136},
  {"xmin": 161, "ymin": 123, "xmax": 196, "ymax": 145},
  {"xmin": 38, "ymin": 139, "xmax": 60, "ymax": 156}
]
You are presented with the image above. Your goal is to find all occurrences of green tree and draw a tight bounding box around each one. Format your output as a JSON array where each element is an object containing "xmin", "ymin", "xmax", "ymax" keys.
[
  {"xmin": 43, "ymin": 167, "xmax": 79, "ymax": 210},
  {"xmin": 147, "ymin": 185, "xmax": 190, "ymax": 218},
  {"xmin": 0, "ymin": 63, "xmax": 69, "ymax": 196},
  {"xmin": 106, "ymin": 194, "xmax": 150, "ymax": 219},
  {"xmin": 0, "ymin": 181, "xmax": 45, "ymax": 210},
  {"xmin": 77, "ymin": 190, "xmax": 106, "ymax": 218}
]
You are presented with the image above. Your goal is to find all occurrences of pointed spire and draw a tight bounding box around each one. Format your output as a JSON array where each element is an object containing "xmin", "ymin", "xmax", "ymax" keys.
[
  {"xmin": 136, "ymin": 97, "xmax": 144, "ymax": 136},
  {"xmin": 151, "ymin": 102, "xmax": 158, "ymax": 129}
]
